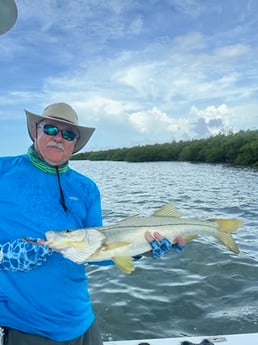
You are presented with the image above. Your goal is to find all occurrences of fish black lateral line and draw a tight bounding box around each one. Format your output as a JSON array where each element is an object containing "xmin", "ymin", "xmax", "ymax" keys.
[{"xmin": 45, "ymin": 203, "xmax": 242, "ymax": 274}]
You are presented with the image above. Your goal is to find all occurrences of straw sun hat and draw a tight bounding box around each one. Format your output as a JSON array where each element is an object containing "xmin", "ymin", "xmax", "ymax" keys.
[{"xmin": 25, "ymin": 102, "xmax": 95, "ymax": 153}]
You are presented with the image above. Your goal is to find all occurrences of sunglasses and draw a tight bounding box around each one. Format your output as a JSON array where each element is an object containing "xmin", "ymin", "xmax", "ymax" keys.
[{"xmin": 38, "ymin": 124, "xmax": 78, "ymax": 141}]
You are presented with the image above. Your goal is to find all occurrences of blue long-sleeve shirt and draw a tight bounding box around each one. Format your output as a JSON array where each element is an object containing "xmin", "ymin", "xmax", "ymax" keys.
[{"xmin": 0, "ymin": 152, "xmax": 102, "ymax": 341}]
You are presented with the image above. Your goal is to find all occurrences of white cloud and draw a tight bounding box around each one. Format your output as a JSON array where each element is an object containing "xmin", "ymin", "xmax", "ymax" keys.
[
  {"xmin": 128, "ymin": 104, "xmax": 236, "ymax": 143},
  {"xmin": 189, "ymin": 104, "xmax": 232, "ymax": 136},
  {"xmin": 215, "ymin": 43, "xmax": 251, "ymax": 58},
  {"xmin": 1, "ymin": 0, "xmax": 258, "ymax": 155},
  {"xmin": 190, "ymin": 104, "xmax": 231, "ymax": 121},
  {"xmin": 129, "ymin": 107, "xmax": 174, "ymax": 133},
  {"xmin": 128, "ymin": 107, "xmax": 191, "ymax": 143},
  {"xmin": 74, "ymin": 96, "xmax": 130, "ymax": 123}
]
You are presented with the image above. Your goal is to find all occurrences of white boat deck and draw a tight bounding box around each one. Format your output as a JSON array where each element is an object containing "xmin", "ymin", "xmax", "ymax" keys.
[{"xmin": 104, "ymin": 332, "xmax": 258, "ymax": 345}]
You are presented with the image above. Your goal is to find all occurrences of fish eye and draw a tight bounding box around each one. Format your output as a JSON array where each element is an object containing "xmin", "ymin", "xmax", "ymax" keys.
[{"xmin": 65, "ymin": 230, "xmax": 72, "ymax": 233}]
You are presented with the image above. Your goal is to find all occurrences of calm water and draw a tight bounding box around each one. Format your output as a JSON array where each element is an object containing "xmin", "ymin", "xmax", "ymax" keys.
[{"xmin": 70, "ymin": 161, "xmax": 258, "ymax": 341}]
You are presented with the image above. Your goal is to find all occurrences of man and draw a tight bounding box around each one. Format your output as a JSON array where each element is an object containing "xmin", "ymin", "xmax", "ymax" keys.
[{"xmin": 0, "ymin": 102, "xmax": 183, "ymax": 344}]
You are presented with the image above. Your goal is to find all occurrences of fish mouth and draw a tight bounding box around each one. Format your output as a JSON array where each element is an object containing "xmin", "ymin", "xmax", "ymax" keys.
[{"xmin": 45, "ymin": 230, "xmax": 89, "ymax": 250}]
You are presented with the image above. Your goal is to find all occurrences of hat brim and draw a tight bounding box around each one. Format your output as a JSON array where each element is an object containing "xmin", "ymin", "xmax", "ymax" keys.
[{"xmin": 25, "ymin": 110, "xmax": 95, "ymax": 153}]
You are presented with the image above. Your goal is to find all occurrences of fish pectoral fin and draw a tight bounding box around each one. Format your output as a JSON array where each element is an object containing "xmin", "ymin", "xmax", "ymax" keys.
[
  {"xmin": 152, "ymin": 203, "xmax": 183, "ymax": 218},
  {"xmin": 61, "ymin": 239, "xmax": 87, "ymax": 249},
  {"xmin": 183, "ymin": 235, "xmax": 198, "ymax": 243},
  {"xmin": 112, "ymin": 256, "xmax": 135, "ymax": 274},
  {"xmin": 104, "ymin": 241, "xmax": 131, "ymax": 250}
]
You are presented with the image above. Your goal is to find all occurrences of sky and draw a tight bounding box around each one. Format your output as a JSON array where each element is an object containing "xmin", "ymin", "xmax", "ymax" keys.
[{"xmin": 1, "ymin": 0, "xmax": 258, "ymax": 156}]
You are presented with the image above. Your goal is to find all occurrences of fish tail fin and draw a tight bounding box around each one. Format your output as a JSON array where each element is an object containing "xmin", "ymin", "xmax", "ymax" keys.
[
  {"xmin": 214, "ymin": 219, "xmax": 242, "ymax": 254},
  {"xmin": 216, "ymin": 219, "xmax": 242, "ymax": 232}
]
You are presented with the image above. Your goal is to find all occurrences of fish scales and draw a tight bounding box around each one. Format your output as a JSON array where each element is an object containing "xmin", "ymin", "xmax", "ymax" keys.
[
  {"xmin": 44, "ymin": 203, "xmax": 242, "ymax": 274},
  {"xmin": 98, "ymin": 219, "xmax": 219, "ymax": 256}
]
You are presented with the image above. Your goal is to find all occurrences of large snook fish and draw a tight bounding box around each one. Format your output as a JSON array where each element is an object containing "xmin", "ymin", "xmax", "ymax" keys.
[{"xmin": 45, "ymin": 203, "xmax": 242, "ymax": 274}]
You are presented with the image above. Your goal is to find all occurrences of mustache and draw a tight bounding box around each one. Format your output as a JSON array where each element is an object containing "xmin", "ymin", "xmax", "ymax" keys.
[{"xmin": 47, "ymin": 140, "xmax": 64, "ymax": 151}]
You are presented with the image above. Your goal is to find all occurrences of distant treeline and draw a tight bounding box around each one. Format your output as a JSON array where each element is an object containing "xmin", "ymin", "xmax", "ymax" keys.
[{"xmin": 71, "ymin": 130, "xmax": 258, "ymax": 168}]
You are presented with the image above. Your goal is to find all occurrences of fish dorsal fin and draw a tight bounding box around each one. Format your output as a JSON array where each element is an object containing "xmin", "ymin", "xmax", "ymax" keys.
[
  {"xmin": 112, "ymin": 256, "xmax": 135, "ymax": 274},
  {"xmin": 152, "ymin": 203, "xmax": 183, "ymax": 218}
]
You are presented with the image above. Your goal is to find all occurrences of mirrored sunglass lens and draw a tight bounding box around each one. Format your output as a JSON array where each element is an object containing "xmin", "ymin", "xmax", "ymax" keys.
[
  {"xmin": 42, "ymin": 125, "xmax": 76, "ymax": 141},
  {"xmin": 43, "ymin": 125, "xmax": 59, "ymax": 136},
  {"xmin": 61, "ymin": 130, "xmax": 76, "ymax": 141}
]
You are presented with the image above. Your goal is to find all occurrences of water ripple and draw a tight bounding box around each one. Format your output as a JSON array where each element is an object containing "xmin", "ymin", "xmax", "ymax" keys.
[{"xmin": 71, "ymin": 161, "xmax": 258, "ymax": 341}]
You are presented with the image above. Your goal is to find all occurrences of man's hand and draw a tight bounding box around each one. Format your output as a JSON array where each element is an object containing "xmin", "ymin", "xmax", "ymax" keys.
[{"xmin": 145, "ymin": 232, "xmax": 185, "ymax": 259}]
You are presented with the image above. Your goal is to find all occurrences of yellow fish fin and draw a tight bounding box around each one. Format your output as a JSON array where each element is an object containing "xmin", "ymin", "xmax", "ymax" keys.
[
  {"xmin": 153, "ymin": 203, "xmax": 183, "ymax": 218},
  {"xmin": 112, "ymin": 256, "xmax": 135, "ymax": 274},
  {"xmin": 61, "ymin": 239, "xmax": 87, "ymax": 249},
  {"xmin": 216, "ymin": 231, "xmax": 239, "ymax": 254},
  {"xmin": 213, "ymin": 219, "xmax": 242, "ymax": 232},
  {"xmin": 183, "ymin": 235, "xmax": 198, "ymax": 243},
  {"xmin": 211, "ymin": 219, "xmax": 242, "ymax": 254},
  {"xmin": 104, "ymin": 241, "xmax": 131, "ymax": 250}
]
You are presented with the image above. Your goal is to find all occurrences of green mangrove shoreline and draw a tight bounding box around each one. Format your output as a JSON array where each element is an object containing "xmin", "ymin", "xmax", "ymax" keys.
[{"xmin": 71, "ymin": 130, "xmax": 258, "ymax": 168}]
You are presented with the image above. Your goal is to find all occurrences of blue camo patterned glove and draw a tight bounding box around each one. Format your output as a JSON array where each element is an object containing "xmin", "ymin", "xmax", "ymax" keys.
[
  {"xmin": 0, "ymin": 238, "xmax": 52, "ymax": 272},
  {"xmin": 150, "ymin": 237, "xmax": 185, "ymax": 259}
]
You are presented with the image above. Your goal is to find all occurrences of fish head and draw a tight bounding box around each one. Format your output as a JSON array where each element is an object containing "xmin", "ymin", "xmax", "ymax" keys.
[
  {"xmin": 45, "ymin": 229, "xmax": 88, "ymax": 249},
  {"xmin": 45, "ymin": 228, "xmax": 106, "ymax": 263}
]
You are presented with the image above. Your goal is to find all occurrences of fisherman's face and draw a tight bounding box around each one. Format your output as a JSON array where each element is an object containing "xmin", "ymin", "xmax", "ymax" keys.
[{"xmin": 33, "ymin": 119, "xmax": 79, "ymax": 166}]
